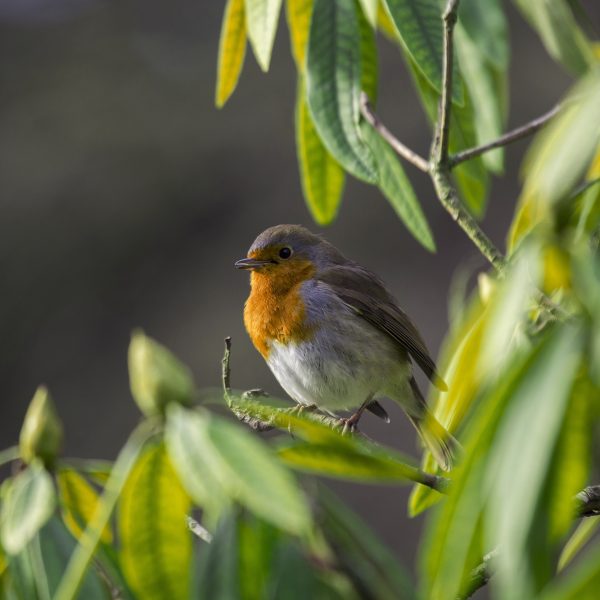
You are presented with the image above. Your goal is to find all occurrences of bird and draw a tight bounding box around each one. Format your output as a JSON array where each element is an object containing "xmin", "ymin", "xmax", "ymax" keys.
[{"xmin": 235, "ymin": 224, "xmax": 456, "ymax": 471}]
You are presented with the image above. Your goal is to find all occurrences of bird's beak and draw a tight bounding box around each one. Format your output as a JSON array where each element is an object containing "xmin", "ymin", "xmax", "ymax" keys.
[{"xmin": 234, "ymin": 257, "xmax": 273, "ymax": 271}]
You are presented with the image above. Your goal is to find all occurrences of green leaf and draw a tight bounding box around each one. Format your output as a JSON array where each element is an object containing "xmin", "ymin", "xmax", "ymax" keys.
[
  {"xmin": 216, "ymin": 0, "xmax": 247, "ymax": 107},
  {"xmin": 523, "ymin": 71, "xmax": 600, "ymax": 207},
  {"xmin": 357, "ymin": 1, "xmax": 378, "ymax": 104},
  {"xmin": 512, "ymin": 0, "xmax": 595, "ymax": 76},
  {"xmin": 406, "ymin": 55, "xmax": 489, "ymax": 217},
  {"xmin": 286, "ymin": 0, "xmax": 313, "ymax": 70},
  {"xmin": 277, "ymin": 440, "xmax": 432, "ymax": 484},
  {"xmin": 558, "ymin": 518, "xmax": 600, "ymax": 572},
  {"xmin": 485, "ymin": 324, "xmax": 583, "ymax": 599},
  {"xmin": 455, "ymin": 1, "xmax": 508, "ymax": 174},
  {"xmin": 56, "ymin": 468, "xmax": 113, "ymax": 545},
  {"xmin": 166, "ymin": 405, "xmax": 311, "ymax": 535},
  {"xmin": 118, "ymin": 442, "xmax": 192, "ymax": 600},
  {"xmin": 361, "ymin": 122, "xmax": 435, "ymax": 251},
  {"xmin": 381, "ymin": 0, "xmax": 463, "ymax": 104},
  {"xmin": 1, "ymin": 462, "xmax": 56, "ymax": 555},
  {"xmin": 357, "ymin": 0, "xmax": 378, "ymax": 28},
  {"xmin": 539, "ymin": 540, "xmax": 600, "ymax": 600},
  {"xmin": 296, "ymin": 79, "xmax": 346, "ymax": 226},
  {"xmin": 306, "ymin": 0, "xmax": 378, "ymax": 183},
  {"xmin": 244, "ymin": 0, "xmax": 283, "ymax": 72},
  {"xmin": 318, "ymin": 487, "xmax": 415, "ymax": 599}
]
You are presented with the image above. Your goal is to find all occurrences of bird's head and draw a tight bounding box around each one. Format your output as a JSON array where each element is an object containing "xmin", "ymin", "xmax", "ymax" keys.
[{"xmin": 235, "ymin": 224, "xmax": 345, "ymax": 289}]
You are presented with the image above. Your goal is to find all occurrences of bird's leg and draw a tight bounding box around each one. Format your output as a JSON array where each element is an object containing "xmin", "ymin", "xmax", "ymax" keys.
[
  {"xmin": 341, "ymin": 396, "xmax": 373, "ymax": 435},
  {"xmin": 285, "ymin": 403, "xmax": 318, "ymax": 434}
]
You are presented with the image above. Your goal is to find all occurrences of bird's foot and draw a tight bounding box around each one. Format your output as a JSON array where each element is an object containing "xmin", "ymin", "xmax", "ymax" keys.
[
  {"xmin": 285, "ymin": 404, "xmax": 318, "ymax": 434},
  {"xmin": 338, "ymin": 413, "xmax": 361, "ymax": 436}
]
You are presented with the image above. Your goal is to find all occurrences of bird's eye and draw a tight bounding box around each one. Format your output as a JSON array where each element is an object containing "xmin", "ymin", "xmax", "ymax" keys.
[{"xmin": 278, "ymin": 247, "xmax": 292, "ymax": 259}]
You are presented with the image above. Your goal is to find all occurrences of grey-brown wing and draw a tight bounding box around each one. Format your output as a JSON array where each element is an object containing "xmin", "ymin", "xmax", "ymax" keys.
[{"xmin": 318, "ymin": 266, "xmax": 447, "ymax": 391}]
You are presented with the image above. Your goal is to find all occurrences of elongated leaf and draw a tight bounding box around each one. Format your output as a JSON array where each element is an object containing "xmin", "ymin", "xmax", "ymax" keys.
[
  {"xmin": 278, "ymin": 440, "xmax": 430, "ymax": 484},
  {"xmin": 362, "ymin": 122, "xmax": 435, "ymax": 251},
  {"xmin": 357, "ymin": 0, "xmax": 378, "ymax": 28},
  {"xmin": 513, "ymin": 0, "xmax": 594, "ymax": 75},
  {"xmin": 318, "ymin": 488, "xmax": 415, "ymax": 599},
  {"xmin": 381, "ymin": 0, "xmax": 462, "ymax": 104},
  {"xmin": 523, "ymin": 70, "xmax": 600, "ymax": 207},
  {"xmin": 406, "ymin": 56, "xmax": 488, "ymax": 216},
  {"xmin": 216, "ymin": 0, "xmax": 247, "ymax": 107},
  {"xmin": 286, "ymin": 0, "xmax": 313, "ymax": 70},
  {"xmin": 296, "ymin": 79, "xmax": 346, "ymax": 225},
  {"xmin": 539, "ymin": 541, "xmax": 600, "ymax": 600},
  {"xmin": 306, "ymin": 0, "xmax": 378, "ymax": 183},
  {"xmin": 485, "ymin": 325, "xmax": 582, "ymax": 599},
  {"xmin": 245, "ymin": 0, "xmax": 283, "ymax": 72},
  {"xmin": 167, "ymin": 405, "xmax": 310, "ymax": 535},
  {"xmin": 56, "ymin": 468, "xmax": 112, "ymax": 545},
  {"xmin": 119, "ymin": 442, "xmax": 192, "ymax": 600},
  {"xmin": 558, "ymin": 518, "xmax": 600, "ymax": 572},
  {"xmin": 1, "ymin": 462, "xmax": 56, "ymax": 555},
  {"xmin": 357, "ymin": 2, "xmax": 378, "ymax": 104}
]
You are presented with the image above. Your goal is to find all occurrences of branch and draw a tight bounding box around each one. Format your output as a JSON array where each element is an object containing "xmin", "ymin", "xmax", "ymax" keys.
[
  {"xmin": 449, "ymin": 104, "xmax": 561, "ymax": 168},
  {"xmin": 433, "ymin": 0, "xmax": 461, "ymax": 165},
  {"xmin": 360, "ymin": 93, "xmax": 430, "ymax": 172}
]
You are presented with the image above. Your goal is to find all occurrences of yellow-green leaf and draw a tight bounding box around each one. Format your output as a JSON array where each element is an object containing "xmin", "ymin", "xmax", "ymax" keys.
[
  {"xmin": 56, "ymin": 468, "xmax": 112, "ymax": 545},
  {"xmin": 296, "ymin": 79, "xmax": 345, "ymax": 225},
  {"xmin": 558, "ymin": 518, "xmax": 600, "ymax": 572},
  {"xmin": 286, "ymin": 0, "xmax": 313, "ymax": 71},
  {"xmin": 358, "ymin": 0, "xmax": 378, "ymax": 28},
  {"xmin": 245, "ymin": 0, "xmax": 283, "ymax": 72},
  {"xmin": 216, "ymin": 0, "xmax": 247, "ymax": 107},
  {"xmin": 119, "ymin": 442, "xmax": 192, "ymax": 600}
]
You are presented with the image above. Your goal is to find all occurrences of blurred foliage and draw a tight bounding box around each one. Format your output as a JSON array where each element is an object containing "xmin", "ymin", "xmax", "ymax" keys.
[{"xmin": 2, "ymin": 0, "xmax": 600, "ymax": 598}]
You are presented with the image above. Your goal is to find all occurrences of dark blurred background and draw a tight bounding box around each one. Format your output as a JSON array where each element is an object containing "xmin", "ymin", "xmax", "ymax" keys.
[{"xmin": 1, "ymin": 0, "xmax": 598, "ymax": 571}]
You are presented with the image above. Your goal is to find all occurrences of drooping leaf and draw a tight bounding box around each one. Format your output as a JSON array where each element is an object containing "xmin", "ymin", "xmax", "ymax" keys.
[
  {"xmin": 286, "ymin": 0, "xmax": 313, "ymax": 70},
  {"xmin": 523, "ymin": 70, "xmax": 600, "ymax": 207},
  {"xmin": 56, "ymin": 468, "xmax": 112, "ymax": 545},
  {"xmin": 512, "ymin": 0, "xmax": 594, "ymax": 76},
  {"xmin": 558, "ymin": 517, "xmax": 600, "ymax": 572},
  {"xmin": 507, "ymin": 190, "xmax": 551, "ymax": 254},
  {"xmin": 318, "ymin": 487, "xmax": 415, "ymax": 599},
  {"xmin": 245, "ymin": 0, "xmax": 283, "ymax": 72},
  {"xmin": 296, "ymin": 78, "xmax": 346, "ymax": 226},
  {"xmin": 216, "ymin": 0, "xmax": 247, "ymax": 107},
  {"xmin": 306, "ymin": 0, "xmax": 378, "ymax": 183},
  {"xmin": 361, "ymin": 122, "xmax": 436, "ymax": 251},
  {"xmin": 1, "ymin": 462, "xmax": 56, "ymax": 555},
  {"xmin": 357, "ymin": 1, "xmax": 378, "ymax": 103},
  {"xmin": 119, "ymin": 442, "xmax": 192, "ymax": 600},
  {"xmin": 277, "ymin": 439, "xmax": 433, "ymax": 484},
  {"xmin": 357, "ymin": 0, "xmax": 378, "ymax": 28},
  {"xmin": 166, "ymin": 405, "xmax": 311, "ymax": 535},
  {"xmin": 381, "ymin": 0, "xmax": 463, "ymax": 104},
  {"xmin": 485, "ymin": 325, "xmax": 583, "ymax": 599}
]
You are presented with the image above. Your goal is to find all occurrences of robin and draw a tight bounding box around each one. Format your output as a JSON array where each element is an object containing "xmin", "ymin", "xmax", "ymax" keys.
[{"xmin": 235, "ymin": 224, "xmax": 456, "ymax": 471}]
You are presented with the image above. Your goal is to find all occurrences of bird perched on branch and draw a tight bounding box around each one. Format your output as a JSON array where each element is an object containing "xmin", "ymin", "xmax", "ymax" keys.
[{"xmin": 235, "ymin": 225, "xmax": 456, "ymax": 471}]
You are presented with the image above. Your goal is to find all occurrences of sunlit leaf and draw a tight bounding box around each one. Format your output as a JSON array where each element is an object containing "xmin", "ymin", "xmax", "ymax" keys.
[
  {"xmin": 358, "ymin": 2, "xmax": 378, "ymax": 104},
  {"xmin": 523, "ymin": 70, "xmax": 600, "ymax": 206},
  {"xmin": 216, "ymin": 0, "xmax": 247, "ymax": 107},
  {"xmin": 357, "ymin": 0, "xmax": 378, "ymax": 28},
  {"xmin": 1, "ymin": 462, "xmax": 56, "ymax": 555},
  {"xmin": 507, "ymin": 191, "xmax": 550, "ymax": 254},
  {"xmin": 485, "ymin": 324, "xmax": 583, "ymax": 599},
  {"xmin": 306, "ymin": 0, "xmax": 378, "ymax": 183},
  {"xmin": 277, "ymin": 439, "xmax": 432, "ymax": 484},
  {"xmin": 361, "ymin": 122, "xmax": 436, "ymax": 251},
  {"xmin": 119, "ymin": 442, "xmax": 192, "ymax": 600},
  {"xmin": 166, "ymin": 405, "xmax": 311, "ymax": 535},
  {"xmin": 512, "ymin": 0, "xmax": 594, "ymax": 75},
  {"xmin": 558, "ymin": 517, "xmax": 600, "ymax": 572},
  {"xmin": 381, "ymin": 0, "xmax": 463, "ymax": 104},
  {"xmin": 296, "ymin": 79, "xmax": 346, "ymax": 225},
  {"xmin": 318, "ymin": 487, "xmax": 415, "ymax": 599},
  {"xmin": 245, "ymin": 0, "xmax": 283, "ymax": 72},
  {"xmin": 286, "ymin": 0, "xmax": 313, "ymax": 70},
  {"xmin": 56, "ymin": 468, "xmax": 112, "ymax": 545}
]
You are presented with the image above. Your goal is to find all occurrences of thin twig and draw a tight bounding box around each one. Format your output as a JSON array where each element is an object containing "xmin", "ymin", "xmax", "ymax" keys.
[
  {"xmin": 433, "ymin": 0, "xmax": 461, "ymax": 165},
  {"xmin": 221, "ymin": 336, "xmax": 232, "ymax": 398},
  {"xmin": 449, "ymin": 104, "xmax": 561, "ymax": 168},
  {"xmin": 360, "ymin": 93, "xmax": 430, "ymax": 172}
]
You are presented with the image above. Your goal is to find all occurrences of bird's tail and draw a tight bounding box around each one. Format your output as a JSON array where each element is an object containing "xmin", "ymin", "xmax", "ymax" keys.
[{"xmin": 409, "ymin": 412, "xmax": 459, "ymax": 472}]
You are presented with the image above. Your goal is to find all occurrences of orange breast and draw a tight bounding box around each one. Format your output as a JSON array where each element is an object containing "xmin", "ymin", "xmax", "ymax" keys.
[{"xmin": 243, "ymin": 261, "xmax": 316, "ymax": 358}]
